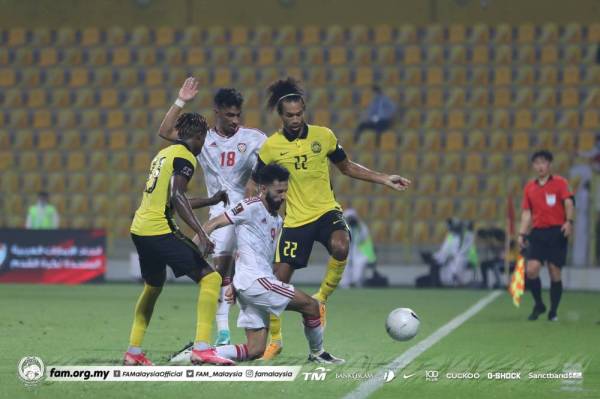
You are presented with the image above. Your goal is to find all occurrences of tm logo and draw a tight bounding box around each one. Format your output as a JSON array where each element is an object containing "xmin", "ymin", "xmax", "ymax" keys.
[{"xmin": 303, "ymin": 367, "xmax": 330, "ymax": 381}]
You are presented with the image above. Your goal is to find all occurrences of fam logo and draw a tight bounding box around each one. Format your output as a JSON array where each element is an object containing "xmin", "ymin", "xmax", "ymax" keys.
[
  {"xmin": 237, "ymin": 143, "xmax": 247, "ymax": 153},
  {"xmin": 311, "ymin": 141, "xmax": 322, "ymax": 154},
  {"xmin": 302, "ymin": 367, "xmax": 330, "ymax": 381},
  {"xmin": 18, "ymin": 356, "xmax": 45, "ymax": 386},
  {"xmin": 0, "ymin": 243, "xmax": 7, "ymax": 267}
]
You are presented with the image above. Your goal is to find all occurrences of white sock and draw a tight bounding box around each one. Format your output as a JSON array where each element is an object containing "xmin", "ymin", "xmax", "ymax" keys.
[
  {"xmin": 216, "ymin": 285, "xmax": 231, "ymax": 332},
  {"xmin": 303, "ymin": 316, "xmax": 323, "ymax": 354},
  {"xmin": 216, "ymin": 344, "xmax": 248, "ymax": 361}
]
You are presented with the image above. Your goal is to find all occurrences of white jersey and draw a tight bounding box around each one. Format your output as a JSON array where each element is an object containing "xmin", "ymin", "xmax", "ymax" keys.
[
  {"xmin": 198, "ymin": 126, "xmax": 267, "ymax": 217},
  {"xmin": 224, "ymin": 198, "xmax": 282, "ymax": 290}
]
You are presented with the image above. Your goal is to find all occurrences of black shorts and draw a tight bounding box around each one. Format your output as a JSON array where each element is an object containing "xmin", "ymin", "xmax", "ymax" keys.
[
  {"xmin": 131, "ymin": 232, "xmax": 213, "ymax": 286},
  {"xmin": 275, "ymin": 210, "xmax": 350, "ymax": 269},
  {"xmin": 527, "ymin": 226, "xmax": 568, "ymax": 268}
]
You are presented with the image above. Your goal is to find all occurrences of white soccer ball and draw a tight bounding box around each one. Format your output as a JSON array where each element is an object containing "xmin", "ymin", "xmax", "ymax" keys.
[{"xmin": 385, "ymin": 308, "xmax": 420, "ymax": 341}]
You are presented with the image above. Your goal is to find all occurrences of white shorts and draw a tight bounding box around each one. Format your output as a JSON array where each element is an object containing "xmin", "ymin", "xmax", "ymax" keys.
[
  {"xmin": 210, "ymin": 224, "xmax": 236, "ymax": 257},
  {"xmin": 236, "ymin": 277, "xmax": 295, "ymax": 329}
]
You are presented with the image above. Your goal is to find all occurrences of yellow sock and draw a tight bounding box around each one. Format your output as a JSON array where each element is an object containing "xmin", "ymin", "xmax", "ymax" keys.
[
  {"xmin": 314, "ymin": 257, "xmax": 347, "ymax": 302},
  {"xmin": 128, "ymin": 284, "xmax": 162, "ymax": 347},
  {"xmin": 269, "ymin": 313, "xmax": 282, "ymax": 345},
  {"xmin": 195, "ymin": 272, "xmax": 222, "ymax": 344}
]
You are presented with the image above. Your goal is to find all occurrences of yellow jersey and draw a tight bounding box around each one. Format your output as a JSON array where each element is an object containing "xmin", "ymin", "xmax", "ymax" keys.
[
  {"xmin": 257, "ymin": 124, "xmax": 347, "ymax": 227},
  {"xmin": 131, "ymin": 142, "xmax": 197, "ymax": 236}
]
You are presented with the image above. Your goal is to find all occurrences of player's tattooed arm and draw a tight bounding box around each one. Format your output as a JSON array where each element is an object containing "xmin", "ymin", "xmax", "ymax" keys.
[
  {"xmin": 170, "ymin": 174, "xmax": 214, "ymax": 257},
  {"xmin": 158, "ymin": 77, "xmax": 199, "ymax": 142},
  {"xmin": 202, "ymin": 213, "xmax": 233, "ymax": 237},
  {"xmin": 334, "ymin": 158, "xmax": 411, "ymax": 192},
  {"xmin": 188, "ymin": 190, "xmax": 229, "ymax": 209}
]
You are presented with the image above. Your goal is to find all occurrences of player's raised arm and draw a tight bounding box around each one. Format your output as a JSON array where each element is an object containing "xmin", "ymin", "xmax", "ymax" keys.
[
  {"xmin": 188, "ymin": 190, "xmax": 229, "ymax": 210},
  {"xmin": 334, "ymin": 157, "xmax": 411, "ymax": 192},
  {"xmin": 170, "ymin": 174, "xmax": 214, "ymax": 257},
  {"xmin": 202, "ymin": 213, "xmax": 233, "ymax": 237},
  {"xmin": 158, "ymin": 77, "xmax": 200, "ymax": 142}
]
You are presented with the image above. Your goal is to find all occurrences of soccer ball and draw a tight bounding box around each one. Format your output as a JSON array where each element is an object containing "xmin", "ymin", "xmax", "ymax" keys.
[{"xmin": 385, "ymin": 308, "xmax": 420, "ymax": 341}]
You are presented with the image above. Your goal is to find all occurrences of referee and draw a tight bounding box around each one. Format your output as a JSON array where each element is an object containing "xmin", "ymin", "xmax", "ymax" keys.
[{"xmin": 518, "ymin": 150, "xmax": 574, "ymax": 322}]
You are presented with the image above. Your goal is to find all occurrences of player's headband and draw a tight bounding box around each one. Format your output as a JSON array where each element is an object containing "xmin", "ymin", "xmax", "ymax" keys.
[{"xmin": 277, "ymin": 93, "xmax": 303, "ymax": 104}]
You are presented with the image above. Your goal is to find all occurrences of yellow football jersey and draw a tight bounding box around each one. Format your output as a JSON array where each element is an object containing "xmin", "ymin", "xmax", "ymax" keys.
[
  {"xmin": 131, "ymin": 143, "xmax": 197, "ymax": 236},
  {"xmin": 258, "ymin": 124, "xmax": 346, "ymax": 227}
]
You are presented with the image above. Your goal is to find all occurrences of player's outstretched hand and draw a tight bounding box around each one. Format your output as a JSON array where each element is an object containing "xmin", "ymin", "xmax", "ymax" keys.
[
  {"xmin": 193, "ymin": 233, "xmax": 215, "ymax": 258},
  {"xmin": 384, "ymin": 174, "xmax": 411, "ymax": 192},
  {"xmin": 224, "ymin": 285, "xmax": 236, "ymax": 305},
  {"xmin": 178, "ymin": 77, "xmax": 199, "ymax": 102},
  {"xmin": 211, "ymin": 190, "xmax": 229, "ymax": 207}
]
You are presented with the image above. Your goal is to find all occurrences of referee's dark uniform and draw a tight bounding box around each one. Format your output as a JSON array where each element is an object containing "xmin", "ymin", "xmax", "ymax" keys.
[{"xmin": 521, "ymin": 174, "xmax": 573, "ymax": 320}]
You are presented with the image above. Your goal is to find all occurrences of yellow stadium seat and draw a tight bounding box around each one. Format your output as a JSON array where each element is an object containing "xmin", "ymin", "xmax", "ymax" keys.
[
  {"xmin": 447, "ymin": 111, "xmax": 466, "ymax": 130},
  {"xmin": 446, "ymin": 88, "xmax": 466, "ymax": 108},
  {"xmin": 563, "ymin": 66, "xmax": 580, "ymax": 85},
  {"xmin": 132, "ymin": 153, "xmax": 151, "ymax": 173},
  {"xmin": 402, "ymin": 67, "xmax": 422, "ymax": 85},
  {"xmin": 517, "ymin": 23, "xmax": 535, "ymax": 44},
  {"xmin": 106, "ymin": 26, "xmax": 126, "ymax": 46},
  {"xmin": 165, "ymin": 47, "xmax": 184, "ymax": 65},
  {"xmin": 468, "ymin": 88, "xmax": 488, "ymax": 108},
  {"xmin": 507, "ymin": 176, "xmax": 526, "ymax": 197},
  {"xmin": 0, "ymin": 151, "xmax": 15, "ymax": 170},
  {"xmin": 445, "ymin": 131, "xmax": 464, "ymax": 151},
  {"xmin": 401, "ymin": 87, "xmax": 421, "ymax": 108},
  {"xmin": 147, "ymin": 88, "xmax": 167, "ymax": 108},
  {"xmin": 457, "ymin": 199, "xmax": 478, "ymax": 220},
  {"xmin": 494, "ymin": 45, "xmax": 512, "ymax": 64},
  {"xmin": 61, "ymin": 130, "xmax": 81, "ymax": 149},
  {"xmin": 560, "ymin": 88, "xmax": 579, "ymax": 108},
  {"xmin": 7, "ymin": 28, "xmax": 26, "ymax": 46},
  {"xmin": 27, "ymin": 89, "xmax": 46, "ymax": 108},
  {"xmin": 540, "ymin": 45, "xmax": 558, "ymax": 64},
  {"xmin": 376, "ymin": 46, "xmax": 397, "ymax": 66},
  {"xmin": 535, "ymin": 130, "xmax": 553, "ymax": 149},
  {"xmin": 22, "ymin": 68, "xmax": 41, "ymax": 87},
  {"xmin": 449, "ymin": 45, "xmax": 467, "ymax": 64},
  {"xmin": 98, "ymin": 88, "xmax": 118, "ymax": 108},
  {"xmin": 300, "ymin": 26, "xmax": 320, "ymax": 46},
  {"xmin": 180, "ymin": 26, "xmax": 201, "ymax": 45},
  {"xmin": 448, "ymin": 66, "xmax": 467, "ymax": 85},
  {"xmin": 92, "ymin": 195, "xmax": 110, "ymax": 214},
  {"xmin": 390, "ymin": 221, "xmax": 409, "ymax": 244},
  {"xmin": 465, "ymin": 153, "xmax": 483, "ymax": 173},
  {"xmin": 582, "ymin": 111, "xmax": 599, "ymax": 129},
  {"xmin": 15, "ymin": 130, "xmax": 34, "ymax": 150},
  {"xmin": 562, "ymin": 23, "xmax": 582, "ymax": 44},
  {"xmin": 558, "ymin": 110, "xmax": 580, "ymax": 130},
  {"xmin": 0, "ymin": 131, "xmax": 10, "ymax": 148},
  {"xmin": 492, "ymin": 110, "xmax": 510, "ymax": 129},
  {"xmin": 370, "ymin": 220, "xmax": 389, "ymax": 244},
  {"xmin": 69, "ymin": 67, "xmax": 89, "ymax": 88},
  {"xmin": 131, "ymin": 26, "xmax": 151, "ymax": 46},
  {"xmin": 472, "ymin": 67, "xmax": 490, "ymax": 85},
  {"xmin": 471, "ymin": 45, "xmax": 489, "ymax": 64},
  {"xmin": 459, "ymin": 175, "xmax": 479, "ymax": 197},
  {"xmin": 494, "ymin": 24, "xmax": 513, "ymax": 44},
  {"xmin": 578, "ymin": 131, "xmax": 596, "ymax": 152},
  {"xmin": 105, "ymin": 111, "xmax": 125, "ymax": 129},
  {"xmin": 69, "ymin": 195, "xmax": 90, "ymax": 215},
  {"xmin": 374, "ymin": 25, "xmax": 393, "ymax": 44},
  {"xmin": 556, "ymin": 130, "xmax": 575, "ymax": 152},
  {"xmin": 413, "ymin": 221, "xmax": 432, "ymax": 244},
  {"xmin": 414, "ymin": 199, "xmax": 433, "ymax": 220},
  {"xmin": 470, "ymin": 23, "xmax": 490, "ymax": 44},
  {"xmin": 467, "ymin": 110, "xmax": 486, "ymax": 130},
  {"xmin": 155, "ymin": 27, "xmax": 175, "ymax": 46},
  {"xmin": 354, "ymin": 67, "xmax": 374, "ymax": 86},
  {"xmin": 539, "ymin": 23, "xmax": 558, "ymax": 44},
  {"xmin": 84, "ymin": 129, "xmax": 105, "ymax": 149},
  {"xmin": 422, "ymin": 130, "xmax": 442, "ymax": 151},
  {"xmin": 274, "ymin": 26, "xmax": 296, "ymax": 45},
  {"xmin": 511, "ymin": 153, "xmax": 530, "ymax": 174},
  {"xmin": 439, "ymin": 175, "xmax": 458, "ymax": 195},
  {"xmin": 486, "ymin": 154, "xmax": 505, "ymax": 174},
  {"xmin": 466, "ymin": 130, "xmax": 485, "ymax": 151},
  {"xmin": 108, "ymin": 131, "xmax": 128, "ymax": 150},
  {"xmin": 371, "ymin": 197, "xmax": 393, "ymax": 220},
  {"xmin": 379, "ymin": 131, "xmax": 397, "ymax": 151},
  {"xmin": 403, "ymin": 45, "xmax": 422, "ymax": 65},
  {"xmin": 41, "ymin": 150, "xmax": 62, "ymax": 171},
  {"xmin": 539, "ymin": 66, "xmax": 558, "ymax": 85},
  {"xmin": 434, "ymin": 199, "xmax": 455, "ymax": 220},
  {"xmin": 67, "ymin": 173, "xmax": 86, "ymax": 193},
  {"xmin": 516, "ymin": 45, "xmax": 535, "ymax": 65},
  {"xmin": 535, "ymin": 109, "xmax": 555, "ymax": 129},
  {"xmin": 564, "ymin": 45, "xmax": 582, "ymax": 64},
  {"xmin": 144, "ymin": 68, "xmax": 163, "ymax": 87},
  {"xmin": 185, "ymin": 48, "xmax": 206, "ymax": 66},
  {"xmin": 442, "ymin": 154, "xmax": 462, "ymax": 174},
  {"xmin": 111, "ymin": 172, "xmax": 133, "ymax": 193},
  {"xmin": 10, "ymin": 110, "xmax": 28, "ymax": 128},
  {"xmin": 425, "ymin": 88, "xmax": 443, "ymax": 107},
  {"xmin": 535, "ymin": 87, "xmax": 555, "ymax": 108},
  {"xmin": 511, "ymin": 131, "xmax": 530, "ymax": 151},
  {"xmin": 22, "ymin": 172, "xmax": 43, "ymax": 194},
  {"xmin": 47, "ymin": 173, "xmax": 65, "ymax": 193},
  {"xmin": 423, "ymin": 24, "xmax": 443, "ymax": 44},
  {"xmin": 67, "ymin": 151, "xmax": 86, "ymax": 172},
  {"xmin": 354, "ymin": 46, "xmax": 373, "ymax": 66},
  {"xmin": 493, "ymin": 66, "xmax": 512, "ymax": 86},
  {"xmin": 514, "ymin": 110, "xmax": 533, "ymax": 129},
  {"xmin": 493, "ymin": 87, "xmax": 511, "ymax": 108},
  {"xmin": 416, "ymin": 174, "xmax": 436, "ymax": 195},
  {"xmin": 350, "ymin": 197, "xmax": 370, "ymax": 217},
  {"xmin": 588, "ymin": 23, "xmax": 600, "ymax": 42},
  {"xmin": 478, "ymin": 199, "xmax": 499, "ymax": 221},
  {"xmin": 3, "ymin": 89, "xmax": 22, "ymax": 106},
  {"xmin": 397, "ymin": 25, "xmax": 417, "ymax": 44},
  {"xmin": 16, "ymin": 48, "xmax": 35, "ymax": 66},
  {"xmin": 424, "ymin": 111, "xmax": 443, "ymax": 129},
  {"xmin": 399, "ymin": 153, "xmax": 418, "ymax": 174},
  {"xmin": 448, "ymin": 24, "xmax": 466, "ymax": 44},
  {"xmin": 90, "ymin": 153, "xmax": 108, "ymax": 172}
]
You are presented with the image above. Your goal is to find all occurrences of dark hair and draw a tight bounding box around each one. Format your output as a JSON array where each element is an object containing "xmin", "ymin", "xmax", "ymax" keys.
[
  {"xmin": 266, "ymin": 77, "xmax": 305, "ymax": 113},
  {"xmin": 38, "ymin": 191, "xmax": 49, "ymax": 199},
  {"xmin": 214, "ymin": 88, "xmax": 244, "ymax": 109},
  {"xmin": 531, "ymin": 149, "xmax": 553, "ymax": 163},
  {"xmin": 256, "ymin": 163, "xmax": 290, "ymax": 185},
  {"xmin": 175, "ymin": 112, "xmax": 208, "ymax": 140}
]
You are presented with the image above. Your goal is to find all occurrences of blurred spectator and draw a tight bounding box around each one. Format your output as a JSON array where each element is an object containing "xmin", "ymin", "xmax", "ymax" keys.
[
  {"xmin": 25, "ymin": 192, "xmax": 59, "ymax": 229},
  {"xmin": 476, "ymin": 227, "xmax": 506, "ymax": 288},
  {"xmin": 569, "ymin": 156, "xmax": 592, "ymax": 266},
  {"xmin": 355, "ymin": 85, "xmax": 396, "ymax": 140},
  {"xmin": 340, "ymin": 209, "xmax": 380, "ymax": 288},
  {"xmin": 416, "ymin": 218, "xmax": 474, "ymax": 287}
]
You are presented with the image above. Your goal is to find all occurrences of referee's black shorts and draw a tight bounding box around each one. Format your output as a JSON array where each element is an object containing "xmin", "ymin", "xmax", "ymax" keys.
[
  {"xmin": 527, "ymin": 226, "xmax": 568, "ymax": 268},
  {"xmin": 131, "ymin": 232, "xmax": 213, "ymax": 286}
]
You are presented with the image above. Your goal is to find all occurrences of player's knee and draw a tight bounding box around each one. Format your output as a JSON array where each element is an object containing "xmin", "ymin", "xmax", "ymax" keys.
[
  {"xmin": 330, "ymin": 240, "xmax": 349, "ymax": 261},
  {"xmin": 304, "ymin": 297, "xmax": 320, "ymax": 319}
]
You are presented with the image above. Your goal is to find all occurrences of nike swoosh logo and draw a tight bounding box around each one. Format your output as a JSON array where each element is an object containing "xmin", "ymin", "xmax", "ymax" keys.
[
  {"xmin": 403, "ymin": 374, "xmax": 415, "ymax": 379},
  {"xmin": 280, "ymin": 152, "xmax": 289, "ymax": 156}
]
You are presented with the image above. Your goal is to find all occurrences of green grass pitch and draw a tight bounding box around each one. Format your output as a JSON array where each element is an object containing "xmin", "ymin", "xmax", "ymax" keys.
[{"xmin": 1, "ymin": 283, "xmax": 599, "ymax": 399}]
